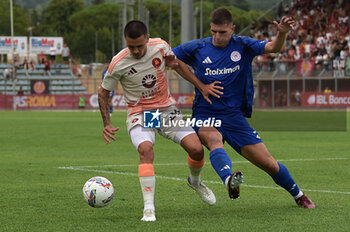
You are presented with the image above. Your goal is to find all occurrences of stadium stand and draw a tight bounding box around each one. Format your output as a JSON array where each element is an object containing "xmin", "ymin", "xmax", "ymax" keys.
[
  {"xmin": 0, "ymin": 63, "xmax": 87, "ymax": 95},
  {"xmin": 248, "ymin": 0, "xmax": 350, "ymax": 107},
  {"xmin": 251, "ymin": 0, "xmax": 349, "ymax": 73}
]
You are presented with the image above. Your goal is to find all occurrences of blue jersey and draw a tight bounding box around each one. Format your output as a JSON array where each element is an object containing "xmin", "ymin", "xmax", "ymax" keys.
[{"xmin": 173, "ymin": 35, "xmax": 267, "ymax": 118}]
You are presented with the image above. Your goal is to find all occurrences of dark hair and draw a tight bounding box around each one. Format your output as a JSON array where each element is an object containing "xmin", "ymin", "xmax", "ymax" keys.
[
  {"xmin": 210, "ymin": 8, "xmax": 233, "ymax": 25},
  {"xmin": 124, "ymin": 20, "xmax": 148, "ymax": 39}
]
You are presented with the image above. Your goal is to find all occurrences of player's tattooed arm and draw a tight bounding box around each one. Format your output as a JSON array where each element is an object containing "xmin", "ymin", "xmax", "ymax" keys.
[
  {"xmin": 98, "ymin": 86, "xmax": 119, "ymax": 144},
  {"xmin": 98, "ymin": 86, "xmax": 111, "ymax": 126}
]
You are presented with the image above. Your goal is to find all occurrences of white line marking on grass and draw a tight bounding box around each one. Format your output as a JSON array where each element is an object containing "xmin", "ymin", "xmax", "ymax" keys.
[
  {"xmin": 72, "ymin": 157, "xmax": 348, "ymax": 168},
  {"xmin": 58, "ymin": 165, "xmax": 350, "ymax": 195}
]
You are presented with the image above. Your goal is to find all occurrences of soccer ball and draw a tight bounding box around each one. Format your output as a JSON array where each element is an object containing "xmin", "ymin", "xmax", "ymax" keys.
[{"xmin": 82, "ymin": 176, "xmax": 114, "ymax": 208}]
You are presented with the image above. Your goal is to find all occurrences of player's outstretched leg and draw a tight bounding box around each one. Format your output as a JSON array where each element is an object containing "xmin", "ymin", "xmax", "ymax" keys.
[
  {"xmin": 242, "ymin": 143, "xmax": 315, "ymax": 208},
  {"xmin": 210, "ymin": 148, "xmax": 244, "ymax": 199},
  {"xmin": 181, "ymin": 134, "xmax": 216, "ymax": 205},
  {"xmin": 225, "ymin": 170, "xmax": 244, "ymax": 199},
  {"xmin": 271, "ymin": 162, "xmax": 315, "ymax": 209},
  {"xmin": 187, "ymin": 156, "xmax": 216, "ymax": 205},
  {"xmin": 139, "ymin": 163, "xmax": 156, "ymax": 222},
  {"xmin": 295, "ymin": 194, "xmax": 315, "ymax": 209}
]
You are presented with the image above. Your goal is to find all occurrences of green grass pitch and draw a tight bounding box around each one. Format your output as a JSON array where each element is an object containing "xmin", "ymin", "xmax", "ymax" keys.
[{"xmin": 0, "ymin": 110, "xmax": 349, "ymax": 232}]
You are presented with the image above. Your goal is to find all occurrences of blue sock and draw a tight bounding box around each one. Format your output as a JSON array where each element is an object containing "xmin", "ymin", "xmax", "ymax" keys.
[
  {"xmin": 271, "ymin": 162, "xmax": 300, "ymax": 197},
  {"xmin": 210, "ymin": 148, "xmax": 232, "ymax": 184},
  {"xmin": 109, "ymin": 105, "xmax": 113, "ymax": 114}
]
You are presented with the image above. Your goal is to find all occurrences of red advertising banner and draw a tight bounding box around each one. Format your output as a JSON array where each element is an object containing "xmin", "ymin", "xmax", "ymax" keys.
[
  {"xmin": 296, "ymin": 59, "xmax": 315, "ymax": 77},
  {"xmin": 301, "ymin": 92, "xmax": 350, "ymax": 107},
  {"xmin": 0, "ymin": 93, "xmax": 195, "ymax": 110}
]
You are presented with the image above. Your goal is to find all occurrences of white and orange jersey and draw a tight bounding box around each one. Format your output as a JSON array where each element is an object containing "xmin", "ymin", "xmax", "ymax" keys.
[{"xmin": 102, "ymin": 38, "xmax": 176, "ymax": 116}]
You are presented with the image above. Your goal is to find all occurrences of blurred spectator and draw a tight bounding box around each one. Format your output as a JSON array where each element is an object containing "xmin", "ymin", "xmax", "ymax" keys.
[
  {"xmin": 13, "ymin": 48, "xmax": 20, "ymax": 78},
  {"xmin": 88, "ymin": 64, "xmax": 93, "ymax": 76},
  {"xmin": 77, "ymin": 66, "xmax": 82, "ymax": 78},
  {"xmin": 29, "ymin": 60, "xmax": 36, "ymax": 70},
  {"xmin": 62, "ymin": 43, "xmax": 70, "ymax": 65},
  {"xmin": 331, "ymin": 37, "xmax": 342, "ymax": 59},
  {"xmin": 38, "ymin": 52, "xmax": 46, "ymax": 64},
  {"xmin": 17, "ymin": 86, "xmax": 24, "ymax": 95},
  {"xmin": 49, "ymin": 44, "xmax": 57, "ymax": 66},
  {"xmin": 262, "ymin": 87, "xmax": 269, "ymax": 106},
  {"xmin": 3, "ymin": 66, "xmax": 12, "ymax": 80},
  {"xmin": 44, "ymin": 60, "xmax": 51, "ymax": 75},
  {"xmin": 324, "ymin": 86, "xmax": 332, "ymax": 93},
  {"xmin": 323, "ymin": 53, "xmax": 331, "ymax": 70},
  {"xmin": 276, "ymin": 89, "xmax": 285, "ymax": 106},
  {"xmin": 315, "ymin": 51, "xmax": 324, "ymax": 70},
  {"xmin": 294, "ymin": 90, "xmax": 301, "ymax": 106},
  {"xmin": 22, "ymin": 58, "xmax": 30, "ymax": 70},
  {"xmin": 13, "ymin": 48, "xmax": 19, "ymax": 65},
  {"xmin": 340, "ymin": 50, "xmax": 348, "ymax": 60}
]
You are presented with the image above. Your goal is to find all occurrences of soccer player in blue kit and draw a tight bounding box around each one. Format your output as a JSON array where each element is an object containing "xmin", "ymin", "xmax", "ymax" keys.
[{"xmin": 173, "ymin": 8, "xmax": 315, "ymax": 208}]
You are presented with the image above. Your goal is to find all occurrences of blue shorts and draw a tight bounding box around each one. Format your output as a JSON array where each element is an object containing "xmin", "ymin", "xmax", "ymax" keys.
[{"xmin": 192, "ymin": 113, "xmax": 262, "ymax": 154}]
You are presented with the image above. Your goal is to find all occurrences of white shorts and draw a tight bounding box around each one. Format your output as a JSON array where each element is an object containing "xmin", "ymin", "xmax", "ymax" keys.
[{"xmin": 127, "ymin": 106, "xmax": 195, "ymax": 149}]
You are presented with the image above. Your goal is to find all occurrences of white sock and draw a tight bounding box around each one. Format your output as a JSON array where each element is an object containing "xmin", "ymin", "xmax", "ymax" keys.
[
  {"xmin": 224, "ymin": 176, "xmax": 230, "ymax": 187},
  {"xmin": 294, "ymin": 190, "xmax": 304, "ymax": 199},
  {"xmin": 188, "ymin": 165, "xmax": 202, "ymax": 187},
  {"xmin": 139, "ymin": 176, "xmax": 156, "ymax": 211}
]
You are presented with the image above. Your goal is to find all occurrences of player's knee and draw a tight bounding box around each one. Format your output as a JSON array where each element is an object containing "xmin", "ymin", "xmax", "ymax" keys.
[
  {"xmin": 138, "ymin": 142, "xmax": 154, "ymax": 163},
  {"xmin": 188, "ymin": 144, "xmax": 204, "ymax": 161}
]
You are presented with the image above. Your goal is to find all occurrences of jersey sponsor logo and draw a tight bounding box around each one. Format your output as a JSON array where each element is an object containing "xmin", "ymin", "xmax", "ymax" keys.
[
  {"xmin": 204, "ymin": 65, "xmax": 240, "ymax": 76},
  {"xmin": 152, "ymin": 57, "xmax": 161, "ymax": 68},
  {"xmin": 142, "ymin": 74, "xmax": 157, "ymax": 88},
  {"xmin": 202, "ymin": 56, "xmax": 212, "ymax": 64},
  {"xmin": 127, "ymin": 67, "xmax": 137, "ymax": 75},
  {"xmin": 141, "ymin": 86, "xmax": 161, "ymax": 99},
  {"xmin": 230, "ymin": 51, "xmax": 241, "ymax": 62}
]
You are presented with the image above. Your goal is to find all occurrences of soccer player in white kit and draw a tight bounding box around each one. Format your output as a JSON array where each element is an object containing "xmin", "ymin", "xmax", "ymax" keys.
[{"xmin": 98, "ymin": 20, "xmax": 223, "ymax": 222}]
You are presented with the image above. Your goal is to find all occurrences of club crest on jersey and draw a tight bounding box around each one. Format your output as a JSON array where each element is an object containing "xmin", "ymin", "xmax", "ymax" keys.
[
  {"xmin": 152, "ymin": 58, "xmax": 161, "ymax": 68},
  {"xmin": 230, "ymin": 51, "xmax": 241, "ymax": 62}
]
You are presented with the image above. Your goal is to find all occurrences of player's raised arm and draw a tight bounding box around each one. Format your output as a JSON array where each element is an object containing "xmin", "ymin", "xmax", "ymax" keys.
[
  {"xmin": 164, "ymin": 54, "xmax": 223, "ymax": 104},
  {"xmin": 264, "ymin": 16, "xmax": 295, "ymax": 53},
  {"xmin": 98, "ymin": 86, "xmax": 119, "ymax": 144}
]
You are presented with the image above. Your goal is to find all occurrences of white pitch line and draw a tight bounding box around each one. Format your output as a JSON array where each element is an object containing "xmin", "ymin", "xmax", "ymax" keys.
[
  {"xmin": 72, "ymin": 157, "xmax": 348, "ymax": 168},
  {"xmin": 58, "ymin": 165, "xmax": 350, "ymax": 195}
]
